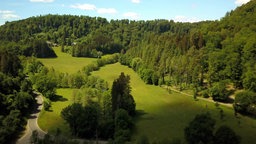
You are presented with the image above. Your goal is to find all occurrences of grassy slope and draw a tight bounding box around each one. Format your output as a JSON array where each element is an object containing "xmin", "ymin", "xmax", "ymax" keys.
[
  {"xmin": 38, "ymin": 47, "xmax": 95, "ymax": 135},
  {"xmin": 38, "ymin": 47, "xmax": 96, "ymax": 74},
  {"xmin": 38, "ymin": 88, "xmax": 73, "ymax": 136},
  {"xmin": 37, "ymin": 48, "xmax": 256, "ymax": 143},
  {"xmin": 92, "ymin": 63, "xmax": 256, "ymax": 144}
]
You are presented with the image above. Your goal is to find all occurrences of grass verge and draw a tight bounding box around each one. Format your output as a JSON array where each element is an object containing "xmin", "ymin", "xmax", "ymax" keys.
[{"xmin": 38, "ymin": 88, "xmax": 74, "ymax": 136}]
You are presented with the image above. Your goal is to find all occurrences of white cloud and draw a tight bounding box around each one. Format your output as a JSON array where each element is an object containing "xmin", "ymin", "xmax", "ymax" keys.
[
  {"xmin": 235, "ymin": 0, "xmax": 250, "ymax": 6},
  {"xmin": 0, "ymin": 10, "xmax": 13, "ymax": 14},
  {"xmin": 173, "ymin": 15, "xmax": 200, "ymax": 23},
  {"xmin": 123, "ymin": 12, "xmax": 140, "ymax": 20},
  {"xmin": 30, "ymin": 0, "xmax": 54, "ymax": 3},
  {"xmin": 71, "ymin": 4, "xmax": 96, "ymax": 11},
  {"xmin": 97, "ymin": 8, "xmax": 117, "ymax": 14},
  {"xmin": 70, "ymin": 3, "xmax": 117, "ymax": 15},
  {"xmin": 131, "ymin": 0, "xmax": 140, "ymax": 4},
  {"xmin": 0, "ymin": 10, "xmax": 19, "ymax": 19}
]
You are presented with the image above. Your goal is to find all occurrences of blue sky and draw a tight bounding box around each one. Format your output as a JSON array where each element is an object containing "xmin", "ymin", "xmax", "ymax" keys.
[{"xmin": 0, "ymin": 0, "xmax": 251, "ymax": 25}]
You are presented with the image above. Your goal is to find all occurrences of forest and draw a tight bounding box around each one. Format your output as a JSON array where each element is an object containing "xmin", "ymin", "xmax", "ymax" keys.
[{"xmin": 0, "ymin": 0, "xmax": 256, "ymax": 143}]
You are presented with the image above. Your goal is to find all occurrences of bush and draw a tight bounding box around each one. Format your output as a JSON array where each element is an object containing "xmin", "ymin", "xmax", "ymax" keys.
[
  {"xmin": 114, "ymin": 129, "xmax": 131, "ymax": 144},
  {"xmin": 43, "ymin": 98, "xmax": 51, "ymax": 111},
  {"xmin": 201, "ymin": 89, "xmax": 209, "ymax": 98},
  {"xmin": 214, "ymin": 125, "xmax": 240, "ymax": 144},
  {"xmin": 234, "ymin": 90, "xmax": 256, "ymax": 115},
  {"xmin": 209, "ymin": 81, "xmax": 229, "ymax": 102},
  {"xmin": 184, "ymin": 113, "xmax": 215, "ymax": 144}
]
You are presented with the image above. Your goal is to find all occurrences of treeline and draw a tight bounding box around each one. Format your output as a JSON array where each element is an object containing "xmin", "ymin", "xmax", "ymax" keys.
[
  {"xmin": 0, "ymin": 39, "xmax": 56, "ymax": 58},
  {"xmin": 60, "ymin": 72, "xmax": 136, "ymax": 143},
  {"xmin": 0, "ymin": 49, "xmax": 35, "ymax": 143},
  {"xmin": 120, "ymin": 57, "xmax": 159, "ymax": 85},
  {"xmin": 120, "ymin": 0, "xmax": 256, "ymax": 115},
  {"xmin": 24, "ymin": 53, "xmax": 119, "ymax": 110},
  {"xmin": 0, "ymin": 13, "xmax": 196, "ymax": 59}
]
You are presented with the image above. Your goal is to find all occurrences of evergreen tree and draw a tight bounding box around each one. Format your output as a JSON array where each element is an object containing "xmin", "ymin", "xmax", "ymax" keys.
[{"xmin": 111, "ymin": 72, "xmax": 136, "ymax": 116}]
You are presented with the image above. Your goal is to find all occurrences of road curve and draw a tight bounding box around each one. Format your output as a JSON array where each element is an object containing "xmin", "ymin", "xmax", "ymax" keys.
[{"xmin": 17, "ymin": 94, "xmax": 46, "ymax": 144}]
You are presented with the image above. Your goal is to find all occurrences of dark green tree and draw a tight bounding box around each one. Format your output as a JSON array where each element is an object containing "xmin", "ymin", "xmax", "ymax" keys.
[
  {"xmin": 61, "ymin": 102, "xmax": 99, "ymax": 138},
  {"xmin": 234, "ymin": 90, "xmax": 256, "ymax": 115},
  {"xmin": 184, "ymin": 113, "xmax": 215, "ymax": 144},
  {"xmin": 61, "ymin": 103, "xmax": 84, "ymax": 136},
  {"xmin": 114, "ymin": 109, "xmax": 133, "ymax": 143},
  {"xmin": 214, "ymin": 125, "xmax": 240, "ymax": 144},
  {"xmin": 78, "ymin": 102, "xmax": 99, "ymax": 138},
  {"xmin": 111, "ymin": 72, "xmax": 136, "ymax": 116},
  {"xmin": 209, "ymin": 81, "xmax": 229, "ymax": 102},
  {"xmin": 0, "ymin": 50, "xmax": 22, "ymax": 76}
]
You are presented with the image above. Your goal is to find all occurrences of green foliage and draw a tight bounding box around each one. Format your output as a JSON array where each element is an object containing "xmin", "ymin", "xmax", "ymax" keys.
[
  {"xmin": 115, "ymin": 109, "xmax": 133, "ymax": 130},
  {"xmin": 33, "ymin": 74, "xmax": 57, "ymax": 100},
  {"xmin": 214, "ymin": 125, "xmax": 241, "ymax": 144},
  {"xmin": 29, "ymin": 39, "xmax": 57, "ymax": 58},
  {"xmin": 0, "ymin": 1, "xmax": 255, "ymax": 142},
  {"xmin": 209, "ymin": 81, "xmax": 229, "ymax": 102},
  {"xmin": 92, "ymin": 62, "xmax": 256, "ymax": 144},
  {"xmin": 82, "ymin": 53, "xmax": 119, "ymax": 75},
  {"xmin": 43, "ymin": 98, "xmax": 52, "ymax": 111},
  {"xmin": 185, "ymin": 113, "xmax": 240, "ymax": 144},
  {"xmin": 114, "ymin": 129, "xmax": 131, "ymax": 144},
  {"xmin": 25, "ymin": 57, "xmax": 44, "ymax": 74},
  {"xmin": 111, "ymin": 72, "xmax": 136, "ymax": 116},
  {"xmin": 0, "ymin": 53, "xmax": 34, "ymax": 143},
  {"xmin": 30, "ymin": 130, "xmax": 80, "ymax": 144},
  {"xmin": 61, "ymin": 103, "xmax": 84, "ymax": 136},
  {"xmin": 78, "ymin": 102, "xmax": 99, "ymax": 138},
  {"xmin": 61, "ymin": 102, "xmax": 100, "ymax": 139},
  {"xmin": 0, "ymin": 49, "xmax": 22, "ymax": 76},
  {"xmin": 184, "ymin": 113, "xmax": 215, "ymax": 144},
  {"xmin": 234, "ymin": 90, "xmax": 256, "ymax": 116},
  {"xmin": 1, "ymin": 0, "xmax": 255, "ymax": 92},
  {"xmin": 242, "ymin": 69, "xmax": 256, "ymax": 92}
]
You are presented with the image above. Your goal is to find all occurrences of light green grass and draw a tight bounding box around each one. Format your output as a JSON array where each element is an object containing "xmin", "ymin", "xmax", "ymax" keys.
[
  {"xmin": 92, "ymin": 63, "xmax": 256, "ymax": 144},
  {"xmin": 38, "ymin": 88, "xmax": 74, "ymax": 136},
  {"xmin": 38, "ymin": 47, "xmax": 96, "ymax": 74}
]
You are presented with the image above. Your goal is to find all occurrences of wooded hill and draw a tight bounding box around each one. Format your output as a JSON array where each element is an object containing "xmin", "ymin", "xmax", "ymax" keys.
[{"xmin": 0, "ymin": 1, "xmax": 256, "ymax": 115}]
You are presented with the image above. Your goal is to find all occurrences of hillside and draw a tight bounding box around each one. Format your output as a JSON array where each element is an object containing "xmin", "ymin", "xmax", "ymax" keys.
[
  {"xmin": 0, "ymin": 1, "xmax": 255, "ymax": 91},
  {"xmin": 0, "ymin": 0, "xmax": 256, "ymax": 143}
]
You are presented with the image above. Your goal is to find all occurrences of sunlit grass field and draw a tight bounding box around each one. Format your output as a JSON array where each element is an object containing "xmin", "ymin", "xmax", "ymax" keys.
[
  {"xmin": 92, "ymin": 63, "xmax": 256, "ymax": 144},
  {"xmin": 37, "ymin": 54, "xmax": 256, "ymax": 143},
  {"xmin": 38, "ymin": 47, "xmax": 96, "ymax": 74},
  {"xmin": 38, "ymin": 88, "xmax": 73, "ymax": 136}
]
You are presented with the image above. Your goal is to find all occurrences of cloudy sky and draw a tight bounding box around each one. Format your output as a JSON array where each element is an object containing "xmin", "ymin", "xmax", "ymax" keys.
[{"xmin": 0, "ymin": 0, "xmax": 251, "ymax": 25}]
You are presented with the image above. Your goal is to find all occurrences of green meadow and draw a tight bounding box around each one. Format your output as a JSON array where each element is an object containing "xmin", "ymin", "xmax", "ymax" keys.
[
  {"xmin": 38, "ymin": 88, "xmax": 73, "ymax": 136},
  {"xmin": 38, "ymin": 47, "xmax": 96, "ymax": 74},
  {"xmin": 37, "ymin": 50, "xmax": 256, "ymax": 143},
  {"xmin": 92, "ymin": 63, "xmax": 256, "ymax": 144}
]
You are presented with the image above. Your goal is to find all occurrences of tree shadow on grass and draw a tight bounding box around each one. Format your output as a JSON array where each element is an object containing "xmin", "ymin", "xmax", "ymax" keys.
[
  {"xmin": 132, "ymin": 110, "xmax": 147, "ymax": 134},
  {"xmin": 133, "ymin": 110, "xmax": 146, "ymax": 126},
  {"xmin": 51, "ymin": 95, "xmax": 68, "ymax": 102}
]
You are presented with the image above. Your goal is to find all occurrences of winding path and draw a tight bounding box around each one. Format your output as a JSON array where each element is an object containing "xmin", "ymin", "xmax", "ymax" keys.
[
  {"xmin": 17, "ymin": 94, "xmax": 46, "ymax": 144},
  {"xmin": 164, "ymin": 86, "xmax": 233, "ymax": 108}
]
